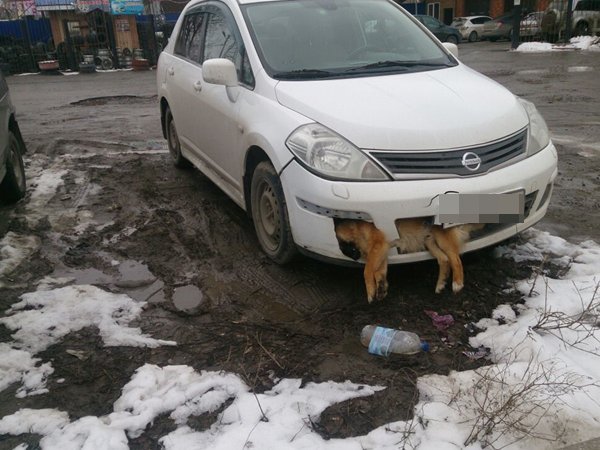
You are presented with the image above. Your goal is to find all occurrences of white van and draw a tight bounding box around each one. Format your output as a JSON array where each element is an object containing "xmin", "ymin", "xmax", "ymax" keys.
[{"xmin": 157, "ymin": 0, "xmax": 558, "ymax": 265}]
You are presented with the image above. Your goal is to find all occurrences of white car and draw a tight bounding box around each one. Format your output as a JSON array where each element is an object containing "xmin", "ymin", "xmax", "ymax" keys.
[
  {"xmin": 157, "ymin": 0, "xmax": 558, "ymax": 265},
  {"xmin": 451, "ymin": 15, "xmax": 493, "ymax": 41}
]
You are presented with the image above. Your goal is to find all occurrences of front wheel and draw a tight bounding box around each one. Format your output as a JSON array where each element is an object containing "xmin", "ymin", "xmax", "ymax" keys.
[
  {"xmin": 0, "ymin": 132, "xmax": 26, "ymax": 204},
  {"xmin": 468, "ymin": 31, "xmax": 478, "ymax": 42},
  {"xmin": 250, "ymin": 161, "xmax": 296, "ymax": 264},
  {"xmin": 575, "ymin": 22, "xmax": 590, "ymax": 36},
  {"xmin": 446, "ymin": 35, "xmax": 458, "ymax": 45}
]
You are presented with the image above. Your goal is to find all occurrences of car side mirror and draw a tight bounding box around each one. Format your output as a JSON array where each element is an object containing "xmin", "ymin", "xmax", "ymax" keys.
[
  {"xmin": 202, "ymin": 58, "xmax": 238, "ymax": 87},
  {"xmin": 442, "ymin": 42, "xmax": 458, "ymax": 58}
]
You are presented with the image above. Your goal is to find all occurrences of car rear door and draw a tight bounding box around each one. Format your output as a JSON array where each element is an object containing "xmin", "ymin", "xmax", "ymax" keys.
[{"xmin": 162, "ymin": 10, "xmax": 207, "ymax": 158}]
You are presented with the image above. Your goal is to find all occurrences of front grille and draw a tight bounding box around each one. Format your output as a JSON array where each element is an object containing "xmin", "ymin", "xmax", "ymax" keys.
[{"xmin": 368, "ymin": 128, "xmax": 527, "ymax": 177}]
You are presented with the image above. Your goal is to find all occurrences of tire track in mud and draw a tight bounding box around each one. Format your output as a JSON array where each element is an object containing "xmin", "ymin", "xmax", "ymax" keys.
[{"xmin": 80, "ymin": 151, "xmax": 348, "ymax": 317}]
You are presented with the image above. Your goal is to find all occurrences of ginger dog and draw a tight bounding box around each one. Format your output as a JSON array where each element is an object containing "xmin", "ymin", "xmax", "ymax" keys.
[
  {"xmin": 390, "ymin": 219, "xmax": 484, "ymax": 294},
  {"xmin": 333, "ymin": 219, "xmax": 389, "ymax": 303}
]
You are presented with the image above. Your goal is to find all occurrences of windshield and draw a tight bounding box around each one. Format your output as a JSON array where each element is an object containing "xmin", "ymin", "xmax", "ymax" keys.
[
  {"xmin": 242, "ymin": 0, "xmax": 457, "ymax": 80},
  {"xmin": 451, "ymin": 18, "xmax": 466, "ymax": 26}
]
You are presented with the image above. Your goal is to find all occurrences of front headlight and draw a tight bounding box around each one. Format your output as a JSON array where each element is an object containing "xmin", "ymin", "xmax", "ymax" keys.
[
  {"xmin": 519, "ymin": 98, "xmax": 550, "ymax": 156},
  {"xmin": 285, "ymin": 124, "xmax": 388, "ymax": 181}
]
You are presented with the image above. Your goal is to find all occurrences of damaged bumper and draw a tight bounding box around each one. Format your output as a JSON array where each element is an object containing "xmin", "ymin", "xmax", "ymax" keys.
[{"xmin": 280, "ymin": 142, "xmax": 558, "ymax": 264}]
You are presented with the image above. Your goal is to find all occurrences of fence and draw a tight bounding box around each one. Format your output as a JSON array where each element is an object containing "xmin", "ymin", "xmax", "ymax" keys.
[
  {"xmin": 0, "ymin": 12, "xmax": 179, "ymax": 75},
  {"xmin": 518, "ymin": 0, "xmax": 600, "ymax": 43},
  {"xmin": 0, "ymin": 18, "xmax": 53, "ymax": 74}
]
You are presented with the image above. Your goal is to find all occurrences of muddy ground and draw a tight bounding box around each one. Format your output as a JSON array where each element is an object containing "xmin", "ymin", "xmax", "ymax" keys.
[{"xmin": 1, "ymin": 41, "xmax": 599, "ymax": 449}]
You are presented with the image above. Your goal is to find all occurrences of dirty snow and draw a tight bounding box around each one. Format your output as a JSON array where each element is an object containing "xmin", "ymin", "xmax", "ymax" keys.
[
  {"xmin": 0, "ymin": 233, "xmax": 40, "ymax": 288},
  {"xmin": 517, "ymin": 36, "xmax": 600, "ymax": 52},
  {"xmin": 1, "ymin": 229, "xmax": 600, "ymax": 448},
  {"xmin": 0, "ymin": 285, "xmax": 176, "ymax": 398}
]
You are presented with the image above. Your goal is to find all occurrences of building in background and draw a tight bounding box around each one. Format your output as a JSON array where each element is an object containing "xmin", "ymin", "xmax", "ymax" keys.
[{"xmin": 402, "ymin": 0, "xmax": 551, "ymax": 23}]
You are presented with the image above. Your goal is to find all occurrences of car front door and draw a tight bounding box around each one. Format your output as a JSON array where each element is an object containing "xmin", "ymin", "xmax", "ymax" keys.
[{"xmin": 187, "ymin": 3, "xmax": 254, "ymax": 198}]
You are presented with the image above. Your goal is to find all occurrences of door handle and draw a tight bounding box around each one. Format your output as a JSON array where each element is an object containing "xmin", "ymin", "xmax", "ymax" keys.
[
  {"xmin": 167, "ymin": 67, "xmax": 175, "ymax": 76},
  {"xmin": 193, "ymin": 81, "xmax": 202, "ymax": 92}
]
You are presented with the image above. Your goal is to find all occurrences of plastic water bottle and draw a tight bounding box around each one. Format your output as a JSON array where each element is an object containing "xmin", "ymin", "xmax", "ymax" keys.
[{"xmin": 360, "ymin": 325, "xmax": 429, "ymax": 356}]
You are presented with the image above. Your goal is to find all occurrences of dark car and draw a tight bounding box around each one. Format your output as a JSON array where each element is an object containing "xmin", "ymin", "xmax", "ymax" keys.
[
  {"xmin": 414, "ymin": 15, "xmax": 462, "ymax": 44},
  {"xmin": 0, "ymin": 71, "xmax": 26, "ymax": 204}
]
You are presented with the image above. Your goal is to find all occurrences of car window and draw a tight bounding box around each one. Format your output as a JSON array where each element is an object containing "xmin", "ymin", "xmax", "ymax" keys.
[
  {"xmin": 471, "ymin": 17, "xmax": 486, "ymax": 24},
  {"xmin": 242, "ymin": 0, "xmax": 456, "ymax": 79},
  {"xmin": 204, "ymin": 8, "xmax": 238, "ymax": 61},
  {"xmin": 576, "ymin": 0, "xmax": 600, "ymax": 9},
  {"xmin": 174, "ymin": 13, "xmax": 206, "ymax": 61},
  {"xmin": 451, "ymin": 18, "xmax": 466, "ymax": 26},
  {"xmin": 203, "ymin": 5, "xmax": 254, "ymax": 87},
  {"xmin": 422, "ymin": 16, "xmax": 441, "ymax": 27}
]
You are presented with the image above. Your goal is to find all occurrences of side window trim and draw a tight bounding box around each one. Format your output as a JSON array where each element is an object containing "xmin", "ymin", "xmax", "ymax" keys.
[
  {"xmin": 174, "ymin": 11, "xmax": 207, "ymax": 66},
  {"xmin": 202, "ymin": 1, "xmax": 255, "ymax": 89}
]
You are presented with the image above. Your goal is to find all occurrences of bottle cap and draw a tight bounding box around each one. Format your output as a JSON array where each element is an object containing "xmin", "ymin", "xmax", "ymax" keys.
[{"xmin": 420, "ymin": 341, "xmax": 430, "ymax": 352}]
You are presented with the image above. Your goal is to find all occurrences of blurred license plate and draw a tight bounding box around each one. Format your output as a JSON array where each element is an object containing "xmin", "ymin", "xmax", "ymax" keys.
[{"xmin": 436, "ymin": 192, "xmax": 524, "ymax": 226}]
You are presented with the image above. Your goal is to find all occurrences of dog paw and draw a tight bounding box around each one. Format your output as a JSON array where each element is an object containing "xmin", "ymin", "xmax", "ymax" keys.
[
  {"xmin": 375, "ymin": 284, "xmax": 387, "ymax": 302},
  {"xmin": 435, "ymin": 282, "xmax": 446, "ymax": 294},
  {"xmin": 452, "ymin": 282, "xmax": 464, "ymax": 293}
]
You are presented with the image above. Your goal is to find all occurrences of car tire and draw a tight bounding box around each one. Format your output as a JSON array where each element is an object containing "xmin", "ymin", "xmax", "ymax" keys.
[
  {"xmin": 575, "ymin": 21, "xmax": 590, "ymax": 36},
  {"xmin": 165, "ymin": 107, "xmax": 190, "ymax": 168},
  {"xmin": 468, "ymin": 31, "xmax": 478, "ymax": 42},
  {"xmin": 0, "ymin": 131, "xmax": 26, "ymax": 204},
  {"xmin": 250, "ymin": 161, "xmax": 296, "ymax": 264},
  {"xmin": 446, "ymin": 35, "xmax": 458, "ymax": 44}
]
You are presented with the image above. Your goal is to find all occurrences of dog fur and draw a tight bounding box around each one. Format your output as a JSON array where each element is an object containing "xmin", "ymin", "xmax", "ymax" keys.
[
  {"xmin": 390, "ymin": 219, "xmax": 484, "ymax": 294},
  {"xmin": 333, "ymin": 219, "xmax": 389, "ymax": 303}
]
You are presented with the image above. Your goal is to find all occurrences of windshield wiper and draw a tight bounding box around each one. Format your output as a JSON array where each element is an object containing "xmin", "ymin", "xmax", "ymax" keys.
[
  {"xmin": 345, "ymin": 60, "xmax": 454, "ymax": 72},
  {"xmin": 272, "ymin": 69, "xmax": 338, "ymax": 79}
]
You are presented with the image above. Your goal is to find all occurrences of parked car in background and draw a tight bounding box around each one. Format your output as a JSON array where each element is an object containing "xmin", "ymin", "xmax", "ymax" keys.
[
  {"xmin": 520, "ymin": 11, "xmax": 544, "ymax": 39},
  {"xmin": 572, "ymin": 0, "xmax": 600, "ymax": 36},
  {"xmin": 414, "ymin": 15, "xmax": 462, "ymax": 43},
  {"xmin": 0, "ymin": 71, "xmax": 26, "ymax": 204},
  {"xmin": 481, "ymin": 13, "xmax": 514, "ymax": 41},
  {"xmin": 158, "ymin": 0, "xmax": 557, "ymax": 266},
  {"xmin": 451, "ymin": 15, "xmax": 493, "ymax": 42},
  {"xmin": 541, "ymin": 0, "xmax": 600, "ymax": 41}
]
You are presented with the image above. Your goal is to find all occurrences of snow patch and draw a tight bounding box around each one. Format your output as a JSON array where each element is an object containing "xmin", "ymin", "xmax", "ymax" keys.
[
  {"xmin": 1, "ymin": 285, "xmax": 176, "ymax": 354},
  {"xmin": 0, "ymin": 285, "xmax": 176, "ymax": 397},
  {"xmin": 516, "ymin": 36, "xmax": 600, "ymax": 52},
  {"xmin": 0, "ymin": 233, "xmax": 40, "ymax": 287},
  {"xmin": 0, "ymin": 365, "xmax": 383, "ymax": 450}
]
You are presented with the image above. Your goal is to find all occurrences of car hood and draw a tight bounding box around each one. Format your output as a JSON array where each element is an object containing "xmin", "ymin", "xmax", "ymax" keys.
[{"xmin": 274, "ymin": 65, "xmax": 527, "ymax": 151}]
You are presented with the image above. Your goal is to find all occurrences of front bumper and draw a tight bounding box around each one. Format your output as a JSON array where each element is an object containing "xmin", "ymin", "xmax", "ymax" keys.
[{"xmin": 280, "ymin": 142, "xmax": 558, "ymax": 264}]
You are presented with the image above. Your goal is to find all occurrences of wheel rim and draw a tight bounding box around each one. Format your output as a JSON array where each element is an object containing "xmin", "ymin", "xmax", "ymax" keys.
[
  {"xmin": 167, "ymin": 119, "xmax": 179, "ymax": 159},
  {"xmin": 9, "ymin": 140, "xmax": 25, "ymax": 191},
  {"xmin": 257, "ymin": 180, "xmax": 280, "ymax": 251},
  {"xmin": 577, "ymin": 23, "xmax": 589, "ymax": 35}
]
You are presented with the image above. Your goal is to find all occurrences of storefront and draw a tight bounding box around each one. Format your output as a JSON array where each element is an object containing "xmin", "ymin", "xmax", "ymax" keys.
[{"xmin": 34, "ymin": 0, "xmax": 144, "ymax": 70}]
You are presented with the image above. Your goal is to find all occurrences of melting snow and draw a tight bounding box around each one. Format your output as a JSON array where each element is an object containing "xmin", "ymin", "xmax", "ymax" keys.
[{"xmin": 1, "ymin": 230, "xmax": 600, "ymax": 449}]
